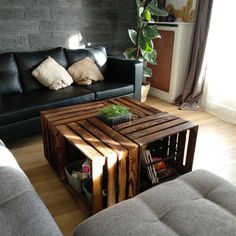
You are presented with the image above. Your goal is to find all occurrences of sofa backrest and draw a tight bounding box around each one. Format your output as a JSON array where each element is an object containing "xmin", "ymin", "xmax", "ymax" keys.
[
  {"xmin": 0, "ymin": 53, "xmax": 22, "ymax": 96},
  {"xmin": 0, "ymin": 46, "xmax": 108, "ymax": 95},
  {"xmin": 15, "ymin": 47, "xmax": 68, "ymax": 92},
  {"xmin": 64, "ymin": 46, "xmax": 107, "ymax": 74}
]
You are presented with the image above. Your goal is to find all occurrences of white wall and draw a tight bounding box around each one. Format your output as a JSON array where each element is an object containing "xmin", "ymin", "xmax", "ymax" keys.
[{"xmin": 166, "ymin": 0, "xmax": 197, "ymax": 9}]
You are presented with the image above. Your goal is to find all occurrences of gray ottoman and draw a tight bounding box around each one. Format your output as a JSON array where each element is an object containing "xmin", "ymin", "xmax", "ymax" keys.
[
  {"xmin": 74, "ymin": 170, "xmax": 236, "ymax": 236},
  {"xmin": 0, "ymin": 140, "xmax": 62, "ymax": 235}
]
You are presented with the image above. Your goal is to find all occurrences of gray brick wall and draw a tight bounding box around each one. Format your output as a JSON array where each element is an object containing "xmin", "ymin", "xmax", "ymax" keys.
[{"xmin": 0, "ymin": 0, "xmax": 136, "ymax": 55}]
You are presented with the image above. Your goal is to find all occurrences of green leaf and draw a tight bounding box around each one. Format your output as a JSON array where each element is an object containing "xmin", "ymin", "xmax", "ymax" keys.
[
  {"xmin": 128, "ymin": 29, "xmax": 137, "ymax": 45},
  {"xmin": 136, "ymin": 0, "xmax": 144, "ymax": 8},
  {"xmin": 148, "ymin": 5, "xmax": 168, "ymax": 17},
  {"xmin": 123, "ymin": 48, "xmax": 137, "ymax": 60},
  {"xmin": 142, "ymin": 9, "xmax": 151, "ymax": 21},
  {"xmin": 140, "ymin": 35, "xmax": 153, "ymax": 52},
  {"xmin": 143, "ymin": 25, "xmax": 159, "ymax": 39},
  {"xmin": 100, "ymin": 105, "xmax": 130, "ymax": 117},
  {"xmin": 143, "ymin": 66, "xmax": 152, "ymax": 77},
  {"xmin": 138, "ymin": 7, "xmax": 144, "ymax": 17},
  {"xmin": 146, "ymin": 0, "xmax": 168, "ymax": 16},
  {"xmin": 141, "ymin": 49, "xmax": 157, "ymax": 64}
]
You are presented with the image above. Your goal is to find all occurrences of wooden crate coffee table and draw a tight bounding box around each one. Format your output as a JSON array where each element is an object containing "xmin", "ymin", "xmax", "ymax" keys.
[{"xmin": 41, "ymin": 97, "xmax": 198, "ymax": 213}]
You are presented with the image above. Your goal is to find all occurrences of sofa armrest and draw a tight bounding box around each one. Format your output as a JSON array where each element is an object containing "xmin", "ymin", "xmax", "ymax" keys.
[{"xmin": 106, "ymin": 57, "xmax": 143, "ymax": 101}]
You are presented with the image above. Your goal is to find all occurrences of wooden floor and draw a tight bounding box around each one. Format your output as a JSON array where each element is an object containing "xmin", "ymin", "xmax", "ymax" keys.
[{"xmin": 7, "ymin": 96, "xmax": 236, "ymax": 235}]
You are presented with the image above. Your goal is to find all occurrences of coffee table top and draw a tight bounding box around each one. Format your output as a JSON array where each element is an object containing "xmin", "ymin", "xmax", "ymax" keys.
[{"xmin": 41, "ymin": 96, "xmax": 197, "ymax": 147}]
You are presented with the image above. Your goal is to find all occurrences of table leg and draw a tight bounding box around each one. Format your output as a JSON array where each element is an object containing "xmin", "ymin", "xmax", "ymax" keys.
[{"xmin": 92, "ymin": 159, "xmax": 104, "ymax": 214}]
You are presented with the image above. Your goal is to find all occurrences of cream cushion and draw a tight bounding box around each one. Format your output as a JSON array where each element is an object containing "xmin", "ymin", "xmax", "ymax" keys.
[
  {"xmin": 32, "ymin": 56, "xmax": 73, "ymax": 90},
  {"xmin": 67, "ymin": 57, "xmax": 104, "ymax": 85}
]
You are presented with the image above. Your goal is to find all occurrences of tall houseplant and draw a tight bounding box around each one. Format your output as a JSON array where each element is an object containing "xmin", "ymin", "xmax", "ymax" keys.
[{"xmin": 124, "ymin": 0, "xmax": 167, "ymax": 102}]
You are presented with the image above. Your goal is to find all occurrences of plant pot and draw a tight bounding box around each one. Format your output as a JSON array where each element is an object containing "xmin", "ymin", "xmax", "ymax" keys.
[{"xmin": 141, "ymin": 81, "xmax": 151, "ymax": 102}]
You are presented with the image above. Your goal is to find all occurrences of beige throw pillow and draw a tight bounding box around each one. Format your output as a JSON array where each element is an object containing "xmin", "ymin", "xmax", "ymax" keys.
[
  {"xmin": 32, "ymin": 56, "xmax": 73, "ymax": 90},
  {"xmin": 67, "ymin": 57, "xmax": 104, "ymax": 85}
]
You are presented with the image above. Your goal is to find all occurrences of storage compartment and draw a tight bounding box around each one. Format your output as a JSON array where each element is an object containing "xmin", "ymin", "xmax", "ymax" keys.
[
  {"xmin": 65, "ymin": 160, "xmax": 85, "ymax": 193},
  {"xmin": 139, "ymin": 134, "xmax": 188, "ymax": 192}
]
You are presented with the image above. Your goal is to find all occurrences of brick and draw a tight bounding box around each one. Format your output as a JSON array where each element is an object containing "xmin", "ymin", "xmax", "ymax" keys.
[
  {"xmin": 39, "ymin": 20, "xmax": 85, "ymax": 32},
  {"xmin": 0, "ymin": 20, "xmax": 39, "ymax": 32},
  {"xmin": 0, "ymin": 7, "xmax": 24, "ymax": 20},
  {"xmin": 0, "ymin": 0, "xmax": 37, "ymax": 6},
  {"xmin": 25, "ymin": 7, "xmax": 50, "ymax": 19},
  {"xmin": 68, "ymin": 0, "xmax": 99, "ymax": 7},
  {"xmin": 28, "ymin": 32, "xmax": 70, "ymax": 49},
  {"xmin": 50, "ymin": 7, "xmax": 91, "ymax": 19},
  {"xmin": 37, "ymin": 0, "xmax": 69, "ymax": 7},
  {"xmin": 0, "ymin": 33, "xmax": 29, "ymax": 52}
]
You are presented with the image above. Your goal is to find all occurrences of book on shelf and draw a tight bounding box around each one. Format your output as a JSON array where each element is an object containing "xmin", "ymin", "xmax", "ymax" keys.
[
  {"xmin": 141, "ymin": 149, "xmax": 177, "ymax": 184},
  {"xmin": 141, "ymin": 149, "xmax": 159, "ymax": 184}
]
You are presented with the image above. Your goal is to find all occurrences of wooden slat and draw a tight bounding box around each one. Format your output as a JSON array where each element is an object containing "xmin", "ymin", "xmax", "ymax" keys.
[
  {"xmin": 113, "ymin": 112, "xmax": 168, "ymax": 130},
  {"xmin": 128, "ymin": 118, "xmax": 187, "ymax": 139},
  {"xmin": 56, "ymin": 125, "xmax": 105, "ymax": 163},
  {"xmin": 89, "ymin": 117, "xmax": 139, "ymax": 197},
  {"xmin": 79, "ymin": 120, "xmax": 128, "ymax": 202},
  {"xmin": 44, "ymin": 103, "xmax": 105, "ymax": 120},
  {"xmin": 41, "ymin": 100, "xmax": 102, "ymax": 115},
  {"xmin": 52, "ymin": 111, "xmax": 98, "ymax": 126},
  {"xmin": 176, "ymin": 131, "xmax": 187, "ymax": 173},
  {"xmin": 68, "ymin": 122, "xmax": 117, "ymax": 206},
  {"xmin": 119, "ymin": 115, "xmax": 178, "ymax": 135},
  {"xmin": 116, "ymin": 97, "xmax": 154, "ymax": 115},
  {"xmin": 184, "ymin": 126, "xmax": 199, "ymax": 172},
  {"xmin": 92, "ymin": 158, "xmax": 104, "ymax": 214},
  {"xmin": 124, "ymin": 96, "xmax": 162, "ymax": 113},
  {"xmin": 89, "ymin": 117, "xmax": 138, "ymax": 149},
  {"xmin": 136, "ymin": 122, "xmax": 198, "ymax": 145},
  {"xmin": 48, "ymin": 109, "xmax": 101, "ymax": 122},
  {"xmin": 107, "ymin": 99, "xmax": 146, "ymax": 118},
  {"xmin": 54, "ymin": 131, "xmax": 67, "ymax": 180},
  {"xmin": 68, "ymin": 122, "xmax": 116, "ymax": 159}
]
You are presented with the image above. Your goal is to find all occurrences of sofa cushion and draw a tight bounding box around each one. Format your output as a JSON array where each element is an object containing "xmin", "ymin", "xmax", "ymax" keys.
[
  {"xmin": 85, "ymin": 80, "xmax": 134, "ymax": 100},
  {"xmin": 0, "ymin": 85, "xmax": 94, "ymax": 125},
  {"xmin": 0, "ymin": 53, "xmax": 22, "ymax": 96},
  {"xmin": 74, "ymin": 170, "xmax": 236, "ymax": 236},
  {"xmin": 0, "ymin": 141, "xmax": 62, "ymax": 236},
  {"xmin": 15, "ymin": 47, "xmax": 68, "ymax": 92},
  {"xmin": 64, "ymin": 46, "xmax": 107, "ymax": 73},
  {"xmin": 32, "ymin": 56, "xmax": 73, "ymax": 90},
  {"xmin": 68, "ymin": 57, "xmax": 104, "ymax": 85}
]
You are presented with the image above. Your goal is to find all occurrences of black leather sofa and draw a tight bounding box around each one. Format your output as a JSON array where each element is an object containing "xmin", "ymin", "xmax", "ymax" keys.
[{"xmin": 0, "ymin": 46, "xmax": 142, "ymax": 142}]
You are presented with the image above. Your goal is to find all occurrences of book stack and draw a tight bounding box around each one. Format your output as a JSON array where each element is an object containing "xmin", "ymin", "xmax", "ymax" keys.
[
  {"xmin": 141, "ymin": 149, "xmax": 159, "ymax": 184},
  {"xmin": 141, "ymin": 149, "xmax": 175, "ymax": 184}
]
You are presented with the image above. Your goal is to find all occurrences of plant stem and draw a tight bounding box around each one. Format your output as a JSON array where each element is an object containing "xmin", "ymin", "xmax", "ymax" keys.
[{"xmin": 136, "ymin": 22, "xmax": 144, "ymax": 58}]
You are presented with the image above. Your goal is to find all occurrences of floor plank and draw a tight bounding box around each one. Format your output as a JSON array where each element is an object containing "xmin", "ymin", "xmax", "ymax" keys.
[{"xmin": 7, "ymin": 96, "xmax": 236, "ymax": 235}]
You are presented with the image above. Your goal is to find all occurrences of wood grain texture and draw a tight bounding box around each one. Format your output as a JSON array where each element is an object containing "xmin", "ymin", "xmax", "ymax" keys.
[{"xmin": 7, "ymin": 96, "xmax": 236, "ymax": 235}]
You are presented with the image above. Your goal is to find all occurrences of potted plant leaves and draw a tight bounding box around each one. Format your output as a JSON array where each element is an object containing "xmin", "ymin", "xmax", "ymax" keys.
[
  {"xmin": 124, "ymin": 0, "xmax": 168, "ymax": 102},
  {"xmin": 98, "ymin": 105, "xmax": 132, "ymax": 126}
]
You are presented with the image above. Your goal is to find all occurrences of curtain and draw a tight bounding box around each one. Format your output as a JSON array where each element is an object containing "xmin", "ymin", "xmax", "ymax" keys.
[
  {"xmin": 200, "ymin": 1, "xmax": 236, "ymax": 124},
  {"xmin": 176, "ymin": 0, "xmax": 213, "ymax": 110}
]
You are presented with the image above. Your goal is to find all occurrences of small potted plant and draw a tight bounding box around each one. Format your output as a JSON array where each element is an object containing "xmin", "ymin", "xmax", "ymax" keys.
[
  {"xmin": 124, "ymin": 0, "xmax": 167, "ymax": 102},
  {"xmin": 98, "ymin": 105, "xmax": 132, "ymax": 126}
]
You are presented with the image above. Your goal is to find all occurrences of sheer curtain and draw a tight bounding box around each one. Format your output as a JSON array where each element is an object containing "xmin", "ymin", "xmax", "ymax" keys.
[{"xmin": 200, "ymin": 1, "xmax": 236, "ymax": 124}]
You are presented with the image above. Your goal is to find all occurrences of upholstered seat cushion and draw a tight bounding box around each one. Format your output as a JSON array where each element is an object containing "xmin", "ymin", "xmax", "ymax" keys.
[
  {"xmin": 74, "ymin": 170, "xmax": 236, "ymax": 236},
  {"xmin": 0, "ymin": 85, "xmax": 94, "ymax": 125},
  {"xmin": 0, "ymin": 144, "xmax": 62, "ymax": 236},
  {"xmin": 85, "ymin": 80, "xmax": 134, "ymax": 100}
]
